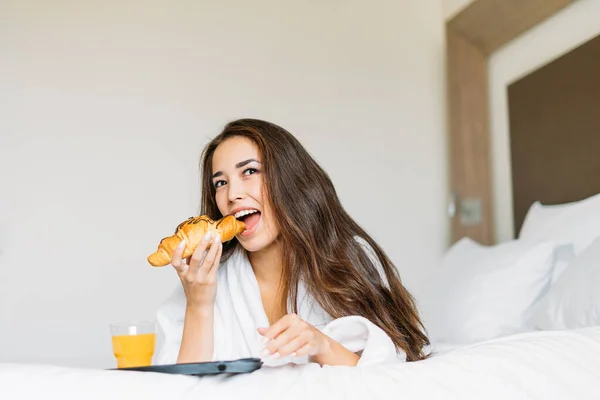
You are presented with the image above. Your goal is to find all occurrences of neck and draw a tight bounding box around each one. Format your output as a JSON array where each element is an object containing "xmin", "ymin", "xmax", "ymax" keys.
[{"xmin": 248, "ymin": 240, "xmax": 284, "ymax": 286}]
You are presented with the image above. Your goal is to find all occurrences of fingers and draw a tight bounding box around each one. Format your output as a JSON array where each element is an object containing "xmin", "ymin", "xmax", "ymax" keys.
[
  {"xmin": 170, "ymin": 239, "xmax": 188, "ymax": 275},
  {"xmin": 257, "ymin": 327, "xmax": 268, "ymax": 336},
  {"xmin": 271, "ymin": 336, "xmax": 308, "ymax": 358},
  {"xmin": 188, "ymin": 232, "xmax": 213, "ymax": 274},
  {"xmin": 185, "ymin": 233, "xmax": 222, "ymax": 283},
  {"xmin": 261, "ymin": 314, "xmax": 298, "ymax": 342},
  {"xmin": 260, "ymin": 314, "xmax": 312, "ymax": 358},
  {"xmin": 291, "ymin": 343, "xmax": 312, "ymax": 357},
  {"xmin": 202, "ymin": 233, "xmax": 222, "ymax": 277},
  {"xmin": 208, "ymin": 237, "xmax": 223, "ymax": 278},
  {"xmin": 170, "ymin": 231, "xmax": 223, "ymax": 285}
]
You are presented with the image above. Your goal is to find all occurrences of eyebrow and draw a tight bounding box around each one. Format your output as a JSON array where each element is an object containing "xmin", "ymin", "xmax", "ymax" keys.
[{"xmin": 211, "ymin": 158, "xmax": 261, "ymax": 179}]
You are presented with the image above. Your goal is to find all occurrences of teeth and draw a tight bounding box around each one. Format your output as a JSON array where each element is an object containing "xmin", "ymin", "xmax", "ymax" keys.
[{"xmin": 234, "ymin": 209, "xmax": 259, "ymax": 219}]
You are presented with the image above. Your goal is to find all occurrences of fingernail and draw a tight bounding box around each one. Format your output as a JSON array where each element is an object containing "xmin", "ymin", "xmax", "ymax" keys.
[
  {"xmin": 178, "ymin": 239, "xmax": 186, "ymax": 248},
  {"xmin": 204, "ymin": 232, "xmax": 212, "ymax": 241},
  {"xmin": 261, "ymin": 349, "xmax": 270, "ymax": 357},
  {"xmin": 261, "ymin": 336, "xmax": 269, "ymax": 345},
  {"xmin": 290, "ymin": 352, "xmax": 297, "ymax": 357},
  {"xmin": 270, "ymin": 352, "xmax": 280, "ymax": 360},
  {"xmin": 214, "ymin": 233, "xmax": 221, "ymax": 242}
]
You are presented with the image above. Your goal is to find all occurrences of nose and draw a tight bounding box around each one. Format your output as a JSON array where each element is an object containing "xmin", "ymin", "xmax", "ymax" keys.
[{"xmin": 227, "ymin": 178, "xmax": 245, "ymax": 204}]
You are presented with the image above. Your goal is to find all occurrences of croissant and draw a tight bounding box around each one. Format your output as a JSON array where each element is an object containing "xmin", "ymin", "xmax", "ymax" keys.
[{"xmin": 147, "ymin": 215, "xmax": 245, "ymax": 267}]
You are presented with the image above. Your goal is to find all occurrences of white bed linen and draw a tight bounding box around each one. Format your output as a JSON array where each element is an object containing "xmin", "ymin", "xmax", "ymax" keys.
[
  {"xmin": 532, "ymin": 237, "xmax": 600, "ymax": 330},
  {"xmin": 2, "ymin": 327, "xmax": 599, "ymax": 400}
]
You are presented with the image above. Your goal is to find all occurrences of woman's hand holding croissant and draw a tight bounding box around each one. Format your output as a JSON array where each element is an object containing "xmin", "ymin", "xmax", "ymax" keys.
[{"xmin": 170, "ymin": 231, "xmax": 223, "ymax": 310}]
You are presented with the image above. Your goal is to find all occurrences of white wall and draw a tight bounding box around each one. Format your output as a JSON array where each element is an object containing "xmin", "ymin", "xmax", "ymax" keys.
[
  {"xmin": 489, "ymin": 0, "xmax": 600, "ymax": 242},
  {"xmin": 0, "ymin": 0, "xmax": 448, "ymax": 368}
]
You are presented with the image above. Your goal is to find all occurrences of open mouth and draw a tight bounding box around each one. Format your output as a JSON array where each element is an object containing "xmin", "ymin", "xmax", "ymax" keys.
[{"xmin": 234, "ymin": 209, "xmax": 261, "ymax": 236}]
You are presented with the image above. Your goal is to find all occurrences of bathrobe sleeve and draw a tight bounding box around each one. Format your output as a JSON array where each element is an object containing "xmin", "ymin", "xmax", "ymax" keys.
[
  {"xmin": 153, "ymin": 285, "xmax": 187, "ymax": 366},
  {"xmin": 153, "ymin": 249, "xmax": 258, "ymax": 366}
]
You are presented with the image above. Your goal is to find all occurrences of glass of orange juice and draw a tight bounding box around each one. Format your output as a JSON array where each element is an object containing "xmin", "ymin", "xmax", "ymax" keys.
[{"xmin": 110, "ymin": 321, "xmax": 156, "ymax": 368}]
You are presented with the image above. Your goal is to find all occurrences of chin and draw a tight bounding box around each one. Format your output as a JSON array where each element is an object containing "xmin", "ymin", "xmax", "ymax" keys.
[
  {"xmin": 237, "ymin": 234, "xmax": 277, "ymax": 253},
  {"xmin": 238, "ymin": 239, "xmax": 267, "ymax": 253}
]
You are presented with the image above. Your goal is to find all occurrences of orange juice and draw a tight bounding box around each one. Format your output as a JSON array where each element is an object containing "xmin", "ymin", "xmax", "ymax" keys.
[{"xmin": 111, "ymin": 333, "xmax": 156, "ymax": 368}]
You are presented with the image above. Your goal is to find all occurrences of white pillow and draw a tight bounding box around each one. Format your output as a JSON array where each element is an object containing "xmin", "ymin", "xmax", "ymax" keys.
[
  {"xmin": 546, "ymin": 244, "xmax": 576, "ymax": 283},
  {"xmin": 519, "ymin": 193, "xmax": 600, "ymax": 256},
  {"xmin": 420, "ymin": 237, "xmax": 556, "ymax": 347},
  {"xmin": 519, "ymin": 199, "xmax": 582, "ymax": 239},
  {"xmin": 531, "ymin": 236, "xmax": 600, "ymax": 330}
]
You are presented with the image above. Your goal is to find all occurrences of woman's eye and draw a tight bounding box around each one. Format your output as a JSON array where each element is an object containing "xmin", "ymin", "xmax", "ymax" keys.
[
  {"xmin": 214, "ymin": 180, "xmax": 226, "ymax": 188},
  {"xmin": 243, "ymin": 168, "xmax": 258, "ymax": 176}
]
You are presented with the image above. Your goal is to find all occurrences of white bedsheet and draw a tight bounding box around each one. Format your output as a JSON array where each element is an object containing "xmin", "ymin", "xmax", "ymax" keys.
[{"xmin": 2, "ymin": 327, "xmax": 599, "ymax": 400}]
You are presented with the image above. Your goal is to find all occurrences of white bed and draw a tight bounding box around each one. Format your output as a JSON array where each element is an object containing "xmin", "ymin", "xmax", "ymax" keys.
[
  {"xmin": 2, "ymin": 194, "xmax": 600, "ymax": 399},
  {"xmin": 420, "ymin": 193, "xmax": 600, "ymax": 353},
  {"xmin": 1, "ymin": 326, "xmax": 599, "ymax": 400}
]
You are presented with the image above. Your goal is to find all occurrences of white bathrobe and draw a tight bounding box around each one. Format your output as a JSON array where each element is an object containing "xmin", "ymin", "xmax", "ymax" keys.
[{"xmin": 154, "ymin": 239, "xmax": 405, "ymax": 368}]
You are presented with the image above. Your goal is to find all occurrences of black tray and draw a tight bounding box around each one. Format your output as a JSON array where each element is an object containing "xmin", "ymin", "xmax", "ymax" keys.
[{"xmin": 112, "ymin": 357, "xmax": 263, "ymax": 376}]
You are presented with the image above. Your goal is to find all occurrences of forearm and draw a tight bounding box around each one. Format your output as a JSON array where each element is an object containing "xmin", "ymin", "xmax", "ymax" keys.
[
  {"xmin": 312, "ymin": 336, "xmax": 360, "ymax": 367},
  {"xmin": 177, "ymin": 305, "xmax": 214, "ymax": 363}
]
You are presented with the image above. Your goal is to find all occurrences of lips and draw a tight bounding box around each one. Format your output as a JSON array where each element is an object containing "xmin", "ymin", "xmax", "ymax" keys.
[
  {"xmin": 239, "ymin": 212, "xmax": 261, "ymax": 236},
  {"xmin": 230, "ymin": 207, "xmax": 262, "ymax": 237}
]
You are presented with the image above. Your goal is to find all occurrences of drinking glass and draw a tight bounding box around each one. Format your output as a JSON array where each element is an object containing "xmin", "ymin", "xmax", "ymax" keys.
[{"xmin": 110, "ymin": 321, "xmax": 156, "ymax": 368}]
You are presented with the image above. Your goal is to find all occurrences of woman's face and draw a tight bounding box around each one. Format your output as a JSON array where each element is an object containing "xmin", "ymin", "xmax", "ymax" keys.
[{"xmin": 211, "ymin": 136, "xmax": 279, "ymax": 252}]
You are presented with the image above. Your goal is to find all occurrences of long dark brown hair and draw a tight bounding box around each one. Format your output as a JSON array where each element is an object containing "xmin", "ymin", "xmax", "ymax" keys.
[{"xmin": 199, "ymin": 118, "xmax": 429, "ymax": 361}]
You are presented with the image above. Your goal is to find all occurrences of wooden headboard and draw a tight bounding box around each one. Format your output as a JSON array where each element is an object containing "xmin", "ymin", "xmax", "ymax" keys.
[{"xmin": 507, "ymin": 33, "xmax": 600, "ymax": 236}]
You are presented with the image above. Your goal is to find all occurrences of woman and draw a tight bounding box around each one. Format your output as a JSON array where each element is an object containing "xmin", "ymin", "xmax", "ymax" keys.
[{"xmin": 155, "ymin": 118, "xmax": 429, "ymax": 367}]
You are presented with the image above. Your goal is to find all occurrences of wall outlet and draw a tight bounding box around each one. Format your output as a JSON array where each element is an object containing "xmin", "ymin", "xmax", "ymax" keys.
[{"xmin": 460, "ymin": 198, "xmax": 483, "ymax": 226}]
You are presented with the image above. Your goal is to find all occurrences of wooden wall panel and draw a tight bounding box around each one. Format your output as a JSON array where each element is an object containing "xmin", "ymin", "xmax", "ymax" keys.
[{"xmin": 447, "ymin": 28, "xmax": 494, "ymax": 245}]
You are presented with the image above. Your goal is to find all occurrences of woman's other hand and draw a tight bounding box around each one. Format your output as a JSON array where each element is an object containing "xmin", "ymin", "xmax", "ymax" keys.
[
  {"xmin": 258, "ymin": 313, "xmax": 360, "ymax": 366},
  {"xmin": 170, "ymin": 232, "xmax": 222, "ymax": 311},
  {"xmin": 257, "ymin": 313, "xmax": 330, "ymax": 360}
]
